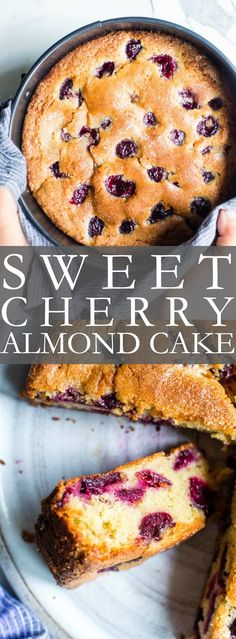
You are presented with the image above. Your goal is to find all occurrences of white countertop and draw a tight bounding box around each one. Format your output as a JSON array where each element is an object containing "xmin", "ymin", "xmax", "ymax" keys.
[
  {"xmin": 1, "ymin": 0, "xmax": 236, "ymax": 101},
  {"xmin": 0, "ymin": 0, "xmax": 236, "ymax": 596}
]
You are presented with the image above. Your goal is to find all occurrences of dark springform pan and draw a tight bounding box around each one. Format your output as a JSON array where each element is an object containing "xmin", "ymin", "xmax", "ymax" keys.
[{"xmin": 10, "ymin": 17, "xmax": 236, "ymax": 245}]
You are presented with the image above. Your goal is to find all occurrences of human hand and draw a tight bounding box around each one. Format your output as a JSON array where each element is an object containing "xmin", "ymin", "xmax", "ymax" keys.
[
  {"xmin": 0, "ymin": 186, "xmax": 28, "ymax": 245},
  {"xmin": 216, "ymin": 207, "xmax": 236, "ymax": 246},
  {"xmin": 0, "ymin": 99, "xmax": 29, "ymax": 245}
]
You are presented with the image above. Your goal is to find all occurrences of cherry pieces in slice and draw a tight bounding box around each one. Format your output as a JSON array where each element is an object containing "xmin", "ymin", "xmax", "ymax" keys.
[{"xmin": 140, "ymin": 512, "xmax": 175, "ymax": 541}]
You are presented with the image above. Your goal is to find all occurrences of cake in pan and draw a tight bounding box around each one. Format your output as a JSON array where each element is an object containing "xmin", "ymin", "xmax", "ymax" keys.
[{"xmin": 22, "ymin": 30, "xmax": 236, "ymax": 245}]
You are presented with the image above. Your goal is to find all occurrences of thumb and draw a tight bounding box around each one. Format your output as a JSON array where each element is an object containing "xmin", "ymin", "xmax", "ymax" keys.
[{"xmin": 216, "ymin": 207, "xmax": 236, "ymax": 246}]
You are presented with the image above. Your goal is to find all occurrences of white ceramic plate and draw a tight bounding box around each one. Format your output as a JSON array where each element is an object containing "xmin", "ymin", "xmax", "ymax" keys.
[{"xmin": 0, "ymin": 364, "xmax": 223, "ymax": 639}]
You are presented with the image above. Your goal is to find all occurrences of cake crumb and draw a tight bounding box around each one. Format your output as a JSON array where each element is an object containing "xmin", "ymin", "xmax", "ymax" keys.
[
  {"xmin": 52, "ymin": 416, "xmax": 60, "ymax": 421},
  {"xmin": 0, "ymin": 460, "xmax": 6, "ymax": 465},
  {"xmin": 22, "ymin": 530, "xmax": 35, "ymax": 543}
]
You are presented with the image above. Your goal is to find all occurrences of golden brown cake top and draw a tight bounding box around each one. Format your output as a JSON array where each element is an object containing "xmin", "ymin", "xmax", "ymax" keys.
[
  {"xmin": 25, "ymin": 363, "xmax": 236, "ymax": 442},
  {"xmin": 22, "ymin": 30, "xmax": 236, "ymax": 246}
]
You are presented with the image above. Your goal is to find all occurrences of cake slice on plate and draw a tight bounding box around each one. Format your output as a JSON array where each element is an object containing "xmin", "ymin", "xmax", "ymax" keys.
[
  {"xmin": 193, "ymin": 482, "xmax": 236, "ymax": 639},
  {"xmin": 36, "ymin": 443, "xmax": 212, "ymax": 588},
  {"xmin": 25, "ymin": 364, "xmax": 236, "ymax": 443}
]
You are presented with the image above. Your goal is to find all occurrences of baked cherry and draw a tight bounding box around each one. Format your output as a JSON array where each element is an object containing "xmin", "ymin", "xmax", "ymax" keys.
[
  {"xmin": 119, "ymin": 219, "xmax": 136, "ymax": 234},
  {"xmin": 189, "ymin": 476, "xmax": 211, "ymax": 513},
  {"xmin": 101, "ymin": 117, "xmax": 112, "ymax": 129},
  {"xmin": 229, "ymin": 620, "xmax": 236, "ymax": 637},
  {"xmin": 126, "ymin": 39, "xmax": 142, "ymax": 61},
  {"xmin": 173, "ymin": 448, "xmax": 197, "ymax": 471},
  {"xmin": 208, "ymin": 97, "xmax": 223, "ymax": 111},
  {"xmin": 61, "ymin": 129, "xmax": 74, "ymax": 142},
  {"xmin": 170, "ymin": 129, "xmax": 185, "ymax": 146},
  {"xmin": 88, "ymin": 216, "xmax": 104, "ymax": 238},
  {"xmin": 69, "ymin": 184, "xmax": 90, "ymax": 205},
  {"xmin": 179, "ymin": 89, "xmax": 198, "ymax": 110},
  {"xmin": 49, "ymin": 161, "xmax": 70, "ymax": 179},
  {"xmin": 116, "ymin": 139, "xmax": 137, "ymax": 159},
  {"xmin": 59, "ymin": 78, "xmax": 73, "ymax": 100},
  {"xmin": 79, "ymin": 472, "xmax": 122, "ymax": 498},
  {"xmin": 219, "ymin": 364, "xmax": 236, "ymax": 381},
  {"xmin": 139, "ymin": 512, "xmax": 175, "ymax": 541},
  {"xmin": 95, "ymin": 61, "xmax": 115, "ymax": 78},
  {"xmin": 202, "ymin": 170, "xmax": 215, "ymax": 183},
  {"xmin": 147, "ymin": 166, "xmax": 166, "ymax": 182},
  {"xmin": 143, "ymin": 112, "xmax": 157, "ymax": 126},
  {"xmin": 197, "ymin": 116, "xmax": 219, "ymax": 137},
  {"xmin": 97, "ymin": 394, "xmax": 119, "ymax": 409},
  {"xmin": 105, "ymin": 174, "xmax": 135, "ymax": 198},
  {"xmin": 76, "ymin": 89, "xmax": 84, "ymax": 107},
  {"xmin": 148, "ymin": 202, "xmax": 173, "ymax": 223},
  {"xmin": 150, "ymin": 54, "xmax": 177, "ymax": 79},
  {"xmin": 136, "ymin": 469, "xmax": 172, "ymax": 488},
  {"xmin": 191, "ymin": 197, "xmax": 211, "ymax": 217},
  {"xmin": 54, "ymin": 386, "xmax": 82, "ymax": 402},
  {"xmin": 79, "ymin": 126, "xmax": 100, "ymax": 147},
  {"xmin": 115, "ymin": 486, "xmax": 145, "ymax": 504},
  {"xmin": 202, "ymin": 145, "xmax": 212, "ymax": 155}
]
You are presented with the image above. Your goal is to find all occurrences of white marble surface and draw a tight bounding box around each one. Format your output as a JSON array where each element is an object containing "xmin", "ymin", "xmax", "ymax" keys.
[{"xmin": 1, "ymin": 0, "xmax": 236, "ymax": 101}]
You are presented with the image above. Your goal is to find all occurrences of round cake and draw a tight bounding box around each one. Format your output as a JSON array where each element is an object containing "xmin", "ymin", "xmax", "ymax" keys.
[{"xmin": 22, "ymin": 30, "xmax": 236, "ymax": 246}]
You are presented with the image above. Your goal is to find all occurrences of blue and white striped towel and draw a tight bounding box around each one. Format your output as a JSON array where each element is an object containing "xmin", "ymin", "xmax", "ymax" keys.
[
  {"xmin": 0, "ymin": 101, "xmax": 50, "ymax": 637},
  {"xmin": 1, "ymin": 99, "xmax": 236, "ymax": 247},
  {"xmin": 0, "ymin": 586, "xmax": 49, "ymax": 639},
  {"xmin": 0, "ymin": 100, "xmax": 51, "ymax": 246}
]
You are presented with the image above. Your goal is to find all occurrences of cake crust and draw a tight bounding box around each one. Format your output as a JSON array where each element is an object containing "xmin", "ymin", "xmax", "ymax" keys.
[
  {"xmin": 22, "ymin": 30, "xmax": 236, "ymax": 246},
  {"xmin": 24, "ymin": 364, "xmax": 236, "ymax": 443}
]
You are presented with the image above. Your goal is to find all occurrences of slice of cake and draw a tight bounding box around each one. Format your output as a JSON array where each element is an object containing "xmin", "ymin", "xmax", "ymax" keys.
[
  {"xmin": 193, "ymin": 484, "xmax": 236, "ymax": 639},
  {"xmin": 24, "ymin": 364, "xmax": 236, "ymax": 443},
  {"xmin": 36, "ymin": 443, "xmax": 212, "ymax": 588}
]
